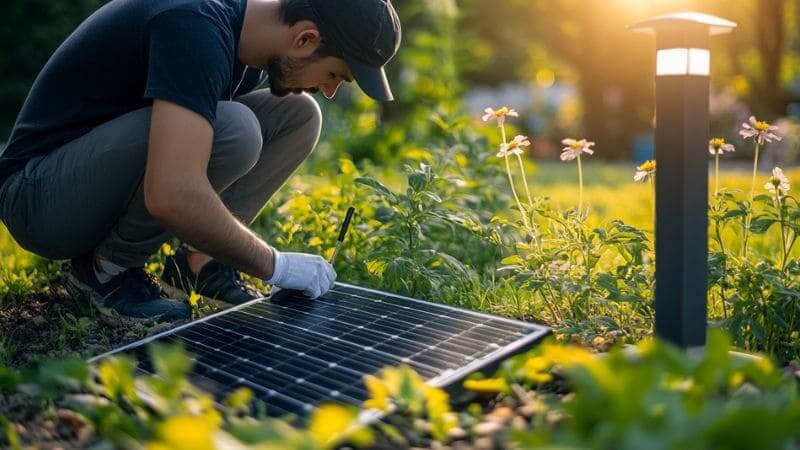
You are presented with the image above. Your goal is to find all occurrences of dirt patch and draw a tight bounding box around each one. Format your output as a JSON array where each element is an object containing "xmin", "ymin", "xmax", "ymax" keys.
[{"xmin": 0, "ymin": 275, "xmax": 159, "ymax": 369}]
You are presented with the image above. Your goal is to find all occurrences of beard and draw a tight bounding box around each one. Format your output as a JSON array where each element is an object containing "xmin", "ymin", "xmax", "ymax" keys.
[{"xmin": 265, "ymin": 54, "xmax": 320, "ymax": 97}]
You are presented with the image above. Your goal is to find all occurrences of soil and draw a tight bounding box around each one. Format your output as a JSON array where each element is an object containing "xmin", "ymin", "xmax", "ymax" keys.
[
  {"xmin": 0, "ymin": 275, "xmax": 188, "ymax": 449},
  {"xmin": 0, "ymin": 278, "xmax": 150, "ymax": 369}
]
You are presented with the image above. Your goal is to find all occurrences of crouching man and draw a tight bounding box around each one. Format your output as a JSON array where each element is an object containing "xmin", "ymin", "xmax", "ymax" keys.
[{"xmin": 0, "ymin": 0, "xmax": 401, "ymax": 323}]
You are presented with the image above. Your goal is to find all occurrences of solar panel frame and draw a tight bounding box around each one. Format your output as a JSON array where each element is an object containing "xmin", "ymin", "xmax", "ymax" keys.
[{"xmin": 90, "ymin": 282, "xmax": 551, "ymax": 419}]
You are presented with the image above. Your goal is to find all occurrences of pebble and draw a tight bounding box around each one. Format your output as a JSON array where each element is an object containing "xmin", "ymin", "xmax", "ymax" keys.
[
  {"xmin": 472, "ymin": 421, "xmax": 503, "ymax": 436},
  {"xmin": 516, "ymin": 403, "xmax": 541, "ymax": 418},
  {"xmin": 446, "ymin": 426, "xmax": 467, "ymax": 440},
  {"xmin": 474, "ymin": 436, "xmax": 496, "ymax": 450},
  {"xmin": 511, "ymin": 415, "xmax": 528, "ymax": 431},
  {"xmin": 483, "ymin": 406, "xmax": 514, "ymax": 425}
]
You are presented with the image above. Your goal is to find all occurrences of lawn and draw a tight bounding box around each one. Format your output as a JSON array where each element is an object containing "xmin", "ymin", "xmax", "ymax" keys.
[
  {"xmin": 0, "ymin": 160, "xmax": 796, "ymax": 366},
  {"xmin": 2, "ymin": 152, "xmax": 800, "ymax": 448}
]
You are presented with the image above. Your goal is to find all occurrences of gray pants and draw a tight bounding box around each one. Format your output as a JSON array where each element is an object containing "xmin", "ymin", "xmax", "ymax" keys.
[{"xmin": 0, "ymin": 89, "xmax": 321, "ymax": 267}]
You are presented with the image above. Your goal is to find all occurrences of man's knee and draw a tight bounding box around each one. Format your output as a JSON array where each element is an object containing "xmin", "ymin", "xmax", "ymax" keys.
[
  {"xmin": 212, "ymin": 102, "xmax": 264, "ymax": 181},
  {"xmin": 282, "ymin": 93, "xmax": 322, "ymax": 155}
]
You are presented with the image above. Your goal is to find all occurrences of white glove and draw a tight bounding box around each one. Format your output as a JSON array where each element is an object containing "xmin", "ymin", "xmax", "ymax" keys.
[{"xmin": 266, "ymin": 248, "xmax": 336, "ymax": 299}]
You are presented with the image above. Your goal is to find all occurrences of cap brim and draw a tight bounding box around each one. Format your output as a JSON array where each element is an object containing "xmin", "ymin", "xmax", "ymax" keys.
[{"xmin": 345, "ymin": 55, "xmax": 394, "ymax": 101}]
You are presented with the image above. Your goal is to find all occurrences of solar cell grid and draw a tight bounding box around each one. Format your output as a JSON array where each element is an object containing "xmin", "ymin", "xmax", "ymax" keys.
[{"xmin": 92, "ymin": 283, "xmax": 550, "ymax": 421}]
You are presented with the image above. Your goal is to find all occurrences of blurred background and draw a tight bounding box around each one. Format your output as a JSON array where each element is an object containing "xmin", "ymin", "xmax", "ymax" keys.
[{"xmin": 2, "ymin": 0, "xmax": 800, "ymax": 167}]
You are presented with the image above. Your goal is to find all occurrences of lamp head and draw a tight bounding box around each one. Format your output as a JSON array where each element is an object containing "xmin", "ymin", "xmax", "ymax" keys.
[{"xmin": 630, "ymin": 12, "xmax": 736, "ymax": 77}]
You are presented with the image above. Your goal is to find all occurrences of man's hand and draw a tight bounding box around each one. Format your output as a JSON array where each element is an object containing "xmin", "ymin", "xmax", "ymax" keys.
[{"xmin": 267, "ymin": 248, "xmax": 336, "ymax": 299}]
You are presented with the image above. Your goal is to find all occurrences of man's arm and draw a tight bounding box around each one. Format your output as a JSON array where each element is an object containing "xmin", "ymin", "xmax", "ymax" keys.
[{"xmin": 143, "ymin": 99, "xmax": 275, "ymax": 280}]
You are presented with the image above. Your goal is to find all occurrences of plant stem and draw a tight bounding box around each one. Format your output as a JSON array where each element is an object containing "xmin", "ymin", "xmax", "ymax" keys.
[
  {"xmin": 776, "ymin": 192, "xmax": 788, "ymax": 270},
  {"xmin": 749, "ymin": 142, "xmax": 761, "ymax": 203},
  {"xmin": 500, "ymin": 124, "xmax": 532, "ymax": 232},
  {"xmin": 577, "ymin": 154, "xmax": 584, "ymax": 214},
  {"xmin": 515, "ymin": 153, "xmax": 534, "ymax": 210},
  {"xmin": 714, "ymin": 153, "xmax": 720, "ymax": 195},
  {"xmin": 515, "ymin": 152, "xmax": 538, "ymax": 240},
  {"xmin": 743, "ymin": 142, "xmax": 761, "ymax": 258},
  {"xmin": 648, "ymin": 175, "xmax": 655, "ymax": 229}
]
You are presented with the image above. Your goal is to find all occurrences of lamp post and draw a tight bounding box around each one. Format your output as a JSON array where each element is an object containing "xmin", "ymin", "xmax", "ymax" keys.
[{"xmin": 630, "ymin": 13, "xmax": 736, "ymax": 349}]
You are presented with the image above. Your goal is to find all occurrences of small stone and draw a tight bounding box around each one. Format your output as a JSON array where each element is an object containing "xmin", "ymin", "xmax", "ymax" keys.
[
  {"xmin": 592, "ymin": 336, "xmax": 611, "ymax": 352},
  {"xmin": 516, "ymin": 403, "xmax": 538, "ymax": 418},
  {"xmin": 511, "ymin": 415, "xmax": 528, "ymax": 431},
  {"xmin": 42, "ymin": 419, "xmax": 56, "ymax": 432},
  {"xmin": 484, "ymin": 406, "xmax": 514, "ymax": 425},
  {"xmin": 446, "ymin": 427, "xmax": 467, "ymax": 440},
  {"xmin": 733, "ymin": 382, "xmax": 761, "ymax": 397},
  {"xmin": 56, "ymin": 409, "xmax": 94, "ymax": 444},
  {"xmin": 473, "ymin": 421, "xmax": 503, "ymax": 436},
  {"xmin": 546, "ymin": 410, "xmax": 565, "ymax": 426},
  {"xmin": 451, "ymin": 441, "xmax": 474, "ymax": 450},
  {"xmin": 62, "ymin": 394, "xmax": 111, "ymax": 410},
  {"xmin": 413, "ymin": 418, "xmax": 430, "ymax": 433},
  {"xmin": 474, "ymin": 436, "xmax": 496, "ymax": 450}
]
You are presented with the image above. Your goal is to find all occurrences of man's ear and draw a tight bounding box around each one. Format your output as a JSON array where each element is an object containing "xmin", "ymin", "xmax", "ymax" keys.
[{"xmin": 290, "ymin": 21, "xmax": 321, "ymax": 56}]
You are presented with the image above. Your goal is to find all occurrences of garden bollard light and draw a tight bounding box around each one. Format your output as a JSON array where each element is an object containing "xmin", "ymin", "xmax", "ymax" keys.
[{"xmin": 630, "ymin": 13, "xmax": 736, "ymax": 350}]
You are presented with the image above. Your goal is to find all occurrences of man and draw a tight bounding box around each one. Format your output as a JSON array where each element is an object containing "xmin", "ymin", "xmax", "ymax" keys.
[{"xmin": 0, "ymin": 0, "xmax": 401, "ymax": 324}]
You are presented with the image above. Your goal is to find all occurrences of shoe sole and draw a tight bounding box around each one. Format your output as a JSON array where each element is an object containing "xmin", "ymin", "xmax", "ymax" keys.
[
  {"xmin": 160, "ymin": 280, "xmax": 233, "ymax": 310},
  {"xmin": 64, "ymin": 272, "xmax": 186, "ymax": 328}
]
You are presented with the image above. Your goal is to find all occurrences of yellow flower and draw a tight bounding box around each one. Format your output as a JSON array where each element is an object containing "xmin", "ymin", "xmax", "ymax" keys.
[
  {"xmin": 363, "ymin": 374, "xmax": 391, "ymax": 412},
  {"xmin": 308, "ymin": 236, "xmax": 323, "ymax": 247},
  {"xmin": 161, "ymin": 243, "xmax": 175, "ymax": 256},
  {"xmin": 187, "ymin": 291, "xmax": 201, "ymax": 307},
  {"xmin": 523, "ymin": 355, "xmax": 553, "ymax": 384},
  {"xmin": 424, "ymin": 387, "xmax": 457, "ymax": 441},
  {"xmin": 146, "ymin": 262, "xmax": 162, "ymax": 274},
  {"xmin": 424, "ymin": 386, "xmax": 451, "ymax": 418},
  {"xmin": 525, "ymin": 356, "xmax": 550, "ymax": 372},
  {"xmin": 147, "ymin": 415, "xmax": 217, "ymax": 450},
  {"xmin": 541, "ymin": 344, "xmax": 594, "ymax": 368},
  {"xmin": 224, "ymin": 387, "xmax": 253, "ymax": 411},
  {"xmin": 308, "ymin": 404, "xmax": 372, "ymax": 448},
  {"xmin": 463, "ymin": 377, "xmax": 509, "ymax": 393},
  {"xmin": 729, "ymin": 371, "xmax": 745, "ymax": 389}
]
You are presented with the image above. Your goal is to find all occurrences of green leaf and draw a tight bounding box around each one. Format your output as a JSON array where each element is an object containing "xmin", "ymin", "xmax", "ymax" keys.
[
  {"xmin": 722, "ymin": 209, "xmax": 747, "ymax": 220},
  {"xmin": 749, "ymin": 217, "xmax": 777, "ymax": 233},
  {"xmin": 501, "ymin": 254, "xmax": 524, "ymax": 265},
  {"xmin": 408, "ymin": 172, "xmax": 427, "ymax": 192},
  {"xmin": 355, "ymin": 177, "xmax": 395, "ymax": 199}
]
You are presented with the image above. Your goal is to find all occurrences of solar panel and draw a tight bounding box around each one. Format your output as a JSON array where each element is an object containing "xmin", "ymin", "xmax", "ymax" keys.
[{"xmin": 91, "ymin": 282, "xmax": 550, "ymax": 420}]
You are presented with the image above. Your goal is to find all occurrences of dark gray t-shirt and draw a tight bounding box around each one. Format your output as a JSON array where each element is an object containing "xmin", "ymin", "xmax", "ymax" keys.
[{"xmin": 0, "ymin": 0, "xmax": 265, "ymax": 185}]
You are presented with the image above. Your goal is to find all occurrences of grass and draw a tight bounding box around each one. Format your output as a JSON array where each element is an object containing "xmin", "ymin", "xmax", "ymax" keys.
[{"xmin": 0, "ymin": 161, "xmax": 797, "ymax": 366}]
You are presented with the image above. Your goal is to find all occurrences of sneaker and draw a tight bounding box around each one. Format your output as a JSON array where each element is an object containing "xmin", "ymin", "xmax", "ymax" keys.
[
  {"xmin": 65, "ymin": 253, "xmax": 192, "ymax": 325},
  {"xmin": 161, "ymin": 246, "xmax": 264, "ymax": 306}
]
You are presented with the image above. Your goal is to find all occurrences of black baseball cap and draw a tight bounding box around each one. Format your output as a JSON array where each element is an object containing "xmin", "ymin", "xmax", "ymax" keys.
[{"xmin": 307, "ymin": 0, "xmax": 402, "ymax": 101}]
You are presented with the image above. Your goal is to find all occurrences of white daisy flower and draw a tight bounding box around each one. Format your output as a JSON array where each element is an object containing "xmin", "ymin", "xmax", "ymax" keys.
[
  {"xmin": 764, "ymin": 167, "xmax": 790, "ymax": 195},
  {"xmin": 481, "ymin": 106, "xmax": 519, "ymax": 128},
  {"xmin": 708, "ymin": 138, "xmax": 735, "ymax": 155},
  {"xmin": 633, "ymin": 160, "xmax": 656, "ymax": 182},
  {"xmin": 496, "ymin": 135, "xmax": 531, "ymax": 158},
  {"xmin": 739, "ymin": 116, "xmax": 782, "ymax": 145},
  {"xmin": 560, "ymin": 138, "xmax": 595, "ymax": 161}
]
